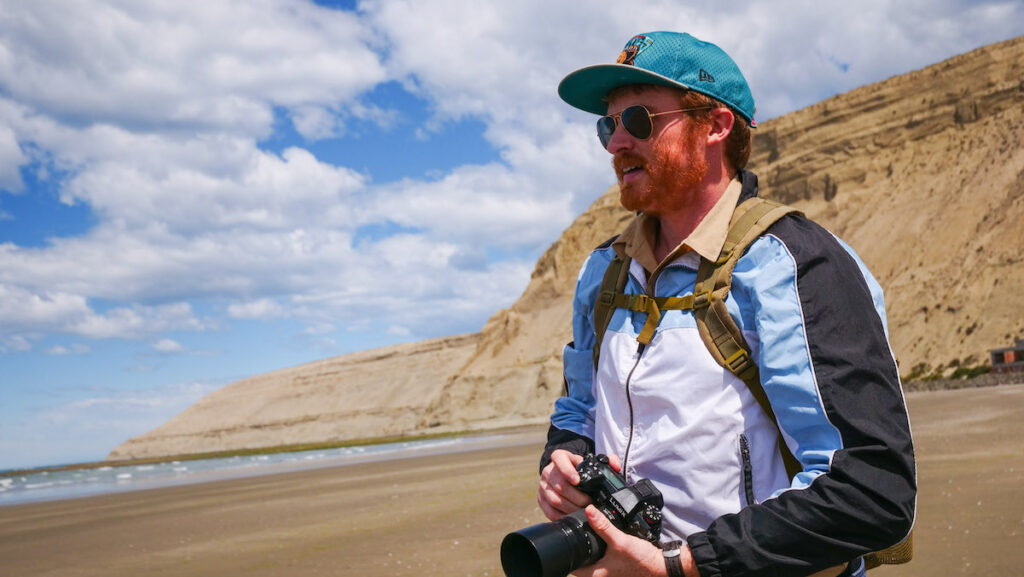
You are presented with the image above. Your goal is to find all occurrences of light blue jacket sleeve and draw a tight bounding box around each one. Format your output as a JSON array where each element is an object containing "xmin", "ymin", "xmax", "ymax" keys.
[{"xmin": 550, "ymin": 249, "xmax": 612, "ymax": 439}]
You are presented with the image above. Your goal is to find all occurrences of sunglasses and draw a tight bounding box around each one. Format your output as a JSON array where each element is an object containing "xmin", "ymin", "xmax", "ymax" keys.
[{"xmin": 597, "ymin": 105, "xmax": 713, "ymax": 149}]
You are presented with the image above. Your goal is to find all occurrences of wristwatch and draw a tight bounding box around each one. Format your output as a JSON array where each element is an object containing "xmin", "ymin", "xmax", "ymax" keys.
[{"xmin": 662, "ymin": 540, "xmax": 685, "ymax": 577}]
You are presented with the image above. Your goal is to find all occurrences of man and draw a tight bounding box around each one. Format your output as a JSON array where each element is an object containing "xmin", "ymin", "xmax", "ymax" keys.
[{"xmin": 537, "ymin": 32, "xmax": 916, "ymax": 577}]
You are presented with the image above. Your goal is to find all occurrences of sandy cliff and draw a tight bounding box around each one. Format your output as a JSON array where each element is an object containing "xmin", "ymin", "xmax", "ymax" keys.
[{"xmin": 110, "ymin": 36, "xmax": 1024, "ymax": 461}]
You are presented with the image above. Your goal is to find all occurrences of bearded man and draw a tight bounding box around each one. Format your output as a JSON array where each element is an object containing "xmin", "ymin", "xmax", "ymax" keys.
[{"xmin": 536, "ymin": 32, "xmax": 916, "ymax": 577}]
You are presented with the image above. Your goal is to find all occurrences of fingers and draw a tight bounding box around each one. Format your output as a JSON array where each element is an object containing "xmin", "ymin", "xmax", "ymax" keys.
[
  {"xmin": 584, "ymin": 505, "xmax": 625, "ymax": 546},
  {"xmin": 551, "ymin": 449, "xmax": 585, "ymax": 481},
  {"xmin": 538, "ymin": 468, "xmax": 591, "ymax": 519},
  {"xmin": 583, "ymin": 506, "xmax": 667, "ymax": 577},
  {"xmin": 537, "ymin": 450, "xmax": 628, "ymax": 521},
  {"xmin": 537, "ymin": 450, "xmax": 591, "ymax": 520}
]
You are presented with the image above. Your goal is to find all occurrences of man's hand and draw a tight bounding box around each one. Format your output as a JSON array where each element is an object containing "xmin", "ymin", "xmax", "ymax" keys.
[
  {"xmin": 570, "ymin": 505, "xmax": 669, "ymax": 577},
  {"xmin": 537, "ymin": 449, "xmax": 591, "ymax": 520},
  {"xmin": 538, "ymin": 451, "xmax": 624, "ymax": 521}
]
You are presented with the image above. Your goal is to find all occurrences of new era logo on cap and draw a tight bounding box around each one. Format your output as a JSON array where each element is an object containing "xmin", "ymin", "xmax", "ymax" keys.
[{"xmin": 699, "ymin": 69, "xmax": 715, "ymax": 83}]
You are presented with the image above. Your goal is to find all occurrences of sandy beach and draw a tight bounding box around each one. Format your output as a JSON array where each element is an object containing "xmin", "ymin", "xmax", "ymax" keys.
[{"xmin": 2, "ymin": 386, "xmax": 1022, "ymax": 577}]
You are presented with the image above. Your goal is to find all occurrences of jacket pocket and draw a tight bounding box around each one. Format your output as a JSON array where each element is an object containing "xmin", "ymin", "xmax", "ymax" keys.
[{"xmin": 739, "ymin": 433, "xmax": 756, "ymax": 506}]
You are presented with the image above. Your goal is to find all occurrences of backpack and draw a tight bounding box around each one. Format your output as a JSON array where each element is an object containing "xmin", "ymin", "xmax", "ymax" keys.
[{"xmin": 591, "ymin": 197, "xmax": 912, "ymax": 570}]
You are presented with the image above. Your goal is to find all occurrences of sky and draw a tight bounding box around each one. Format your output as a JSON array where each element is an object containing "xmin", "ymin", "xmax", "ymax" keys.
[{"xmin": 2, "ymin": 0, "xmax": 1023, "ymax": 471}]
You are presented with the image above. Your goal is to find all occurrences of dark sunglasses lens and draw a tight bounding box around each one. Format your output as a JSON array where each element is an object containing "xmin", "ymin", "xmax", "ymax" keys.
[
  {"xmin": 597, "ymin": 116, "xmax": 616, "ymax": 148},
  {"xmin": 621, "ymin": 106, "xmax": 653, "ymax": 140}
]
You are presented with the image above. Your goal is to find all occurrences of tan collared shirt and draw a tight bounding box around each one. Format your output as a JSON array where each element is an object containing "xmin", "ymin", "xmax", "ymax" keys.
[{"xmin": 612, "ymin": 177, "xmax": 743, "ymax": 281}]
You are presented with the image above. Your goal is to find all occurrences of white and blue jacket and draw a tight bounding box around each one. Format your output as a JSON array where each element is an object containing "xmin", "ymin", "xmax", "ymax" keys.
[{"xmin": 542, "ymin": 171, "xmax": 916, "ymax": 577}]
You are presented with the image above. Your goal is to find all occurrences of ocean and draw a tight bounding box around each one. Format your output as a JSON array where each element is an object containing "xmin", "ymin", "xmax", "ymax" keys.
[{"xmin": 0, "ymin": 430, "xmax": 541, "ymax": 507}]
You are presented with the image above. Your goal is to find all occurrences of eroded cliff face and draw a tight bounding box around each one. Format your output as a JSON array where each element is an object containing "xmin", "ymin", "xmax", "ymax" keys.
[
  {"xmin": 747, "ymin": 36, "xmax": 1024, "ymax": 376},
  {"xmin": 111, "ymin": 36, "xmax": 1024, "ymax": 461}
]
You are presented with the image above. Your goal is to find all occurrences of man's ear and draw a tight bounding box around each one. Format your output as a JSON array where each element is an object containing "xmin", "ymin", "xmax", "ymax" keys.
[{"xmin": 706, "ymin": 107, "xmax": 735, "ymax": 146}]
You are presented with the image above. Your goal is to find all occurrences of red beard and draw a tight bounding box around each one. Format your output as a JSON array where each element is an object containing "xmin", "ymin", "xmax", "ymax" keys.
[{"xmin": 615, "ymin": 126, "xmax": 708, "ymax": 216}]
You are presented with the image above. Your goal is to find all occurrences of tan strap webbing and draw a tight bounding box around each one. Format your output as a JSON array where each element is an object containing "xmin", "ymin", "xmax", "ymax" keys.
[{"xmin": 593, "ymin": 253, "xmax": 631, "ymax": 365}]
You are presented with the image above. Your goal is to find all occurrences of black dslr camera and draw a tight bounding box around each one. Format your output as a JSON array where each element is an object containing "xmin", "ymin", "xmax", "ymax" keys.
[{"xmin": 500, "ymin": 454, "xmax": 663, "ymax": 577}]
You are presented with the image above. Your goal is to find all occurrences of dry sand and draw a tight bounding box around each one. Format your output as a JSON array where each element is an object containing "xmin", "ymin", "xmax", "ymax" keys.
[{"xmin": 2, "ymin": 386, "xmax": 1022, "ymax": 577}]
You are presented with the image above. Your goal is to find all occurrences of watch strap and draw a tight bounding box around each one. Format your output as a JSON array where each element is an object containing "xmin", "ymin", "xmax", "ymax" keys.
[{"xmin": 661, "ymin": 540, "xmax": 685, "ymax": 577}]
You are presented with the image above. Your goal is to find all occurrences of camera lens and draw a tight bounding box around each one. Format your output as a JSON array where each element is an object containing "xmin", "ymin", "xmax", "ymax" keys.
[{"xmin": 500, "ymin": 509, "xmax": 604, "ymax": 577}]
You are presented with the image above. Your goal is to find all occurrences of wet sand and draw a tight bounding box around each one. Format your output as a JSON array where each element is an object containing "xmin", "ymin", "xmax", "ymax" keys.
[{"xmin": 2, "ymin": 386, "xmax": 1022, "ymax": 577}]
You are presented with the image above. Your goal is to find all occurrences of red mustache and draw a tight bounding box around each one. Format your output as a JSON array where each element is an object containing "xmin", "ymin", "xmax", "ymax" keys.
[{"xmin": 612, "ymin": 154, "xmax": 646, "ymax": 177}]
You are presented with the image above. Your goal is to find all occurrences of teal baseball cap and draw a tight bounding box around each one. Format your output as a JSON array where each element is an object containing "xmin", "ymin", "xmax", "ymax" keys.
[{"xmin": 558, "ymin": 31, "xmax": 757, "ymax": 127}]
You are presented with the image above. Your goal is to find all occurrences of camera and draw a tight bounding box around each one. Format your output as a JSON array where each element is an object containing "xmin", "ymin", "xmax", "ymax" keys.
[{"xmin": 500, "ymin": 454, "xmax": 663, "ymax": 577}]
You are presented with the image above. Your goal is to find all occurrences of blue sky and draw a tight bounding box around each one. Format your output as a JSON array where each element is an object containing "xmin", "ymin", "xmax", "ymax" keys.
[{"xmin": 2, "ymin": 0, "xmax": 1023, "ymax": 470}]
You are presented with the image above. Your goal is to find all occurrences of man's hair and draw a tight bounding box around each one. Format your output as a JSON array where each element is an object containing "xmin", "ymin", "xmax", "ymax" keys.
[{"xmin": 679, "ymin": 90, "xmax": 752, "ymax": 172}]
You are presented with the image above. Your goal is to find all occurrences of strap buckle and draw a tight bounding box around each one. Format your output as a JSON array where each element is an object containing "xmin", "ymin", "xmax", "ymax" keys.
[{"xmin": 724, "ymin": 349, "xmax": 753, "ymax": 376}]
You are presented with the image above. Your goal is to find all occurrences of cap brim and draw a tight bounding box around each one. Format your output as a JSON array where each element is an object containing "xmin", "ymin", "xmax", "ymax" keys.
[
  {"xmin": 557, "ymin": 63, "xmax": 756, "ymax": 127},
  {"xmin": 557, "ymin": 64, "xmax": 693, "ymax": 116}
]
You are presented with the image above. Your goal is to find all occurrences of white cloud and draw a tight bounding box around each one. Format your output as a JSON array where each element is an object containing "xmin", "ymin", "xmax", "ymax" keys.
[
  {"xmin": 0, "ymin": 124, "xmax": 26, "ymax": 192},
  {"xmin": 1, "ymin": 335, "xmax": 32, "ymax": 353},
  {"xmin": 66, "ymin": 302, "xmax": 206, "ymax": 340},
  {"xmin": 152, "ymin": 338, "xmax": 183, "ymax": 353},
  {"xmin": 0, "ymin": 283, "xmax": 205, "ymax": 343},
  {"xmin": 46, "ymin": 343, "xmax": 90, "ymax": 355},
  {"xmin": 227, "ymin": 298, "xmax": 285, "ymax": 320},
  {"xmin": 0, "ymin": 0, "xmax": 387, "ymax": 138},
  {"xmin": 289, "ymin": 105, "xmax": 343, "ymax": 141}
]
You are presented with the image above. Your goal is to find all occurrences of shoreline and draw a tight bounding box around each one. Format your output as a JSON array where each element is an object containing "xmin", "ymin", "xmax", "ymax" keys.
[
  {"xmin": 0, "ymin": 424, "xmax": 546, "ymax": 478},
  {"xmin": 0, "ymin": 427, "xmax": 547, "ymax": 508}
]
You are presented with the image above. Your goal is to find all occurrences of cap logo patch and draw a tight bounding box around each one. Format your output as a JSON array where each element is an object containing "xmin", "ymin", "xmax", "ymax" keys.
[
  {"xmin": 617, "ymin": 35, "xmax": 653, "ymax": 66},
  {"xmin": 699, "ymin": 69, "xmax": 715, "ymax": 83}
]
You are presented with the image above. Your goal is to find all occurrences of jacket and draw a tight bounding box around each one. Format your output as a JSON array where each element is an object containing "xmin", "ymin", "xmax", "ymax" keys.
[{"xmin": 543, "ymin": 171, "xmax": 916, "ymax": 577}]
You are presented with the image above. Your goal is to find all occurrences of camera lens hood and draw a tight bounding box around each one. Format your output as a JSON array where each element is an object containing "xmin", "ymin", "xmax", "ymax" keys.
[{"xmin": 500, "ymin": 509, "xmax": 603, "ymax": 577}]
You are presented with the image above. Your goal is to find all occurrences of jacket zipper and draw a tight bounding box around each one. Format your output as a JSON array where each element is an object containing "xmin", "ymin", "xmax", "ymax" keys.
[
  {"xmin": 621, "ymin": 262, "xmax": 676, "ymax": 477},
  {"xmin": 620, "ymin": 262, "xmax": 684, "ymax": 478},
  {"xmin": 739, "ymin": 434, "xmax": 756, "ymax": 506},
  {"xmin": 621, "ymin": 341, "xmax": 646, "ymax": 476}
]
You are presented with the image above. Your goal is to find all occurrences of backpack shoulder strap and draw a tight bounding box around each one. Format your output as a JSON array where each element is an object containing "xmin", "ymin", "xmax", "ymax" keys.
[
  {"xmin": 697, "ymin": 197, "xmax": 914, "ymax": 569},
  {"xmin": 693, "ymin": 197, "xmax": 803, "ymax": 478},
  {"xmin": 593, "ymin": 251, "xmax": 631, "ymax": 366}
]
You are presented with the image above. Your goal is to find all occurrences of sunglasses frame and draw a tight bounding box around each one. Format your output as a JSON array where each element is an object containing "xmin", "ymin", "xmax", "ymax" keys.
[{"xmin": 597, "ymin": 104, "xmax": 714, "ymax": 149}]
